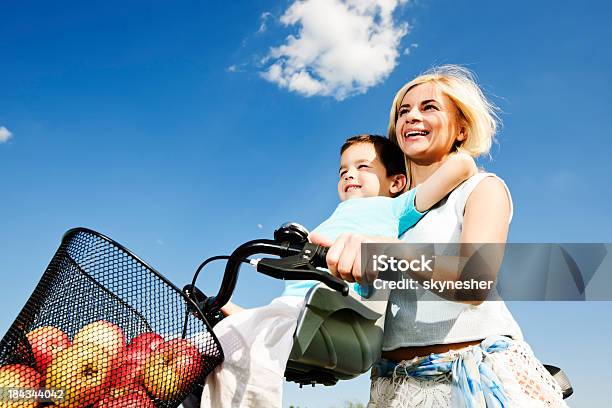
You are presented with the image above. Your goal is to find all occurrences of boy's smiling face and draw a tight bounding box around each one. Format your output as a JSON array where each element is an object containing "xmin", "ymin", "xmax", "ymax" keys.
[{"xmin": 338, "ymin": 142, "xmax": 400, "ymax": 201}]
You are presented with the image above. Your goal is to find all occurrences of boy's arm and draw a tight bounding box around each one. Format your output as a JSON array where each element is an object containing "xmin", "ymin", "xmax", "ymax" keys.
[{"xmin": 414, "ymin": 152, "xmax": 477, "ymax": 212}]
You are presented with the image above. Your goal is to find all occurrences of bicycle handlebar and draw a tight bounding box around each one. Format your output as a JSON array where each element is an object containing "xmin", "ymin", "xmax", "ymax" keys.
[
  {"xmin": 256, "ymin": 242, "xmax": 348, "ymax": 293},
  {"xmin": 201, "ymin": 239, "xmax": 348, "ymax": 316}
]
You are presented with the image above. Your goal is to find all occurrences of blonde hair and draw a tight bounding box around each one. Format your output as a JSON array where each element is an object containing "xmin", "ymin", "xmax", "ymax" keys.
[{"xmin": 388, "ymin": 65, "xmax": 500, "ymax": 158}]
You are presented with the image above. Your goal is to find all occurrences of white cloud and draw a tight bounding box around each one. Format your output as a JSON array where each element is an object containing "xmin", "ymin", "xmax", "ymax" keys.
[
  {"xmin": 227, "ymin": 63, "xmax": 249, "ymax": 73},
  {"xmin": 404, "ymin": 42, "xmax": 418, "ymax": 55},
  {"xmin": 258, "ymin": 12, "xmax": 273, "ymax": 33},
  {"xmin": 261, "ymin": 0, "xmax": 409, "ymax": 100},
  {"xmin": 0, "ymin": 126, "xmax": 13, "ymax": 143}
]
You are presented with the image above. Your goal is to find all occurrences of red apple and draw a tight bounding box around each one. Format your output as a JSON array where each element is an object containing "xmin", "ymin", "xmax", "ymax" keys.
[
  {"xmin": 141, "ymin": 338, "xmax": 204, "ymax": 400},
  {"xmin": 44, "ymin": 344, "xmax": 113, "ymax": 407},
  {"xmin": 124, "ymin": 333, "xmax": 164, "ymax": 371},
  {"xmin": 109, "ymin": 360, "xmax": 143, "ymax": 389},
  {"xmin": 25, "ymin": 325, "xmax": 71, "ymax": 374},
  {"xmin": 95, "ymin": 382, "xmax": 152, "ymax": 407},
  {"xmin": 73, "ymin": 320, "xmax": 126, "ymax": 370},
  {"xmin": 106, "ymin": 382, "xmax": 148, "ymax": 399},
  {"xmin": 108, "ymin": 332, "xmax": 164, "ymax": 389},
  {"xmin": 126, "ymin": 332, "xmax": 164, "ymax": 363},
  {"xmin": 0, "ymin": 364, "xmax": 42, "ymax": 408},
  {"xmin": 95, "ymin": 391, "xmax": 155, "ymax": 408}
]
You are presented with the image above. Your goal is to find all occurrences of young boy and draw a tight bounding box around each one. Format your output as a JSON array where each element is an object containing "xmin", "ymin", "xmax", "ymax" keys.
[
  {"xmin": 200, "ymin": 135, "xmax": 477, "ymax": 408},
  {"xmin": 282, "ymin": 134, "xmax": 476, "ymax": 298}
]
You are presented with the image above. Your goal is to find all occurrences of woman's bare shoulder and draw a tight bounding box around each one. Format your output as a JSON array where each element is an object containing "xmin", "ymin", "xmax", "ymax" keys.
[
  {"xmin": 467, "ymin": 175, "xmax": 511, "ymax": 212},
  {"xmin": 462, "ymin": 175, "xmax": 511, "ymax": 242}
]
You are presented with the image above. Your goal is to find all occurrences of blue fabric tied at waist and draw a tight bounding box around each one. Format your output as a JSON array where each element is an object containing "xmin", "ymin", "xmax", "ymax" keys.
[{"xmin": 372, "ymin": 336, "xmax": 512, "ymax": 408}]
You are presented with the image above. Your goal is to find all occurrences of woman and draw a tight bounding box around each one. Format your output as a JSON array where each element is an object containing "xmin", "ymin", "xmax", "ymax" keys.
[{"xmin": 312, "ymin": 66, "xmax": 568, "ymax": 407}]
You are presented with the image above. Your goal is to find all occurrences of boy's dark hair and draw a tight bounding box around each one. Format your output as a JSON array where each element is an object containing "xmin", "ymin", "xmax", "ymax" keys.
[{"xmin": 341, "ymin": 134, "xmax": 406, "ymax": 177}]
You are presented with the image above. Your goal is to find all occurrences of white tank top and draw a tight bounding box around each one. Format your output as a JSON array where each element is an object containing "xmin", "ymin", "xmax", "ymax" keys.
[{"xmin": 382, "ymin": 172, "xmax": 524, "ymax": 350}]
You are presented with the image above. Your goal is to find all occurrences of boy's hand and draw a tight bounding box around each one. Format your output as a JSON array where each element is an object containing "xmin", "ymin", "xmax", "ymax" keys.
[
  {"xmin": 220, "ymin": 301, "xmax": 244, "ymax": 316},
  {"xmin": 448, "ymin": 152, "xmax": 478, "ymax": 178}
]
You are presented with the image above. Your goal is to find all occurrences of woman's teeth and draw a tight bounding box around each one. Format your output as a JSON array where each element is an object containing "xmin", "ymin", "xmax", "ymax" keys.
[{"xmin": 405, "ymin": 130, "xmax": 429, "ymax": 137}]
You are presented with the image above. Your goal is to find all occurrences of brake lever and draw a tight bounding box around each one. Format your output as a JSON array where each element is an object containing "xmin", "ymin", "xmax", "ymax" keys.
[{"xmin": 256, "ymin": 243, "xmax": 349, "ymax": 296}]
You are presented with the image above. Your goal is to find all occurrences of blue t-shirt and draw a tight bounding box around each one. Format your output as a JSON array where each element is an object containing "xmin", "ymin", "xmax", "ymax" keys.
[{"xmin": 282, "ymin": 188, "xmax": 426, "ymax": 297}]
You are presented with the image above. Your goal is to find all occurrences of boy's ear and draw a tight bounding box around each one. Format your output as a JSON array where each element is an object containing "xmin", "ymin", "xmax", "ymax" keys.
[{"xmin": 389, "ymin": 174, "xmax": 407, "ymax": 195}]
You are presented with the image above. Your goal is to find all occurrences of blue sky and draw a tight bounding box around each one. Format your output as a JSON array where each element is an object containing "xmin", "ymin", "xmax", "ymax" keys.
[{"xmin": 1, "ymin": 0, "xmax": 611, "ymax": 406}]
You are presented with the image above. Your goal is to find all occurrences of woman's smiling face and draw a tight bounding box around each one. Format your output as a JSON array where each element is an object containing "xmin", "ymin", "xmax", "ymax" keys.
[{"xmin": 395, "ymin": 82, "xmax": 464, "ymax": 164}]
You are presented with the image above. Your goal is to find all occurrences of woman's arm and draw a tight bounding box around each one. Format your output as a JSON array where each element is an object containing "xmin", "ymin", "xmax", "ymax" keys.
[
  {"xmin": 461, "ymin": 176, "xmax": 511, "ymax": 243},
  {"xmin": 419, "ymin": 177, "xmax": 511, "ymax": 304},
  {"xmin": 414, "ymin": 153, "xmax": 477, "ymax": 212}
]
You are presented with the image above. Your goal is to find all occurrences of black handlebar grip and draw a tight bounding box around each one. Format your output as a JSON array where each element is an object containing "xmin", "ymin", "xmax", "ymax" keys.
[
  {"xmin": 308, "ymin": 244, "xmax": 329, "ymax": 268},
  {"xmin": 307, "ymin": 244, "xmax": 352, "ymax": 296}
]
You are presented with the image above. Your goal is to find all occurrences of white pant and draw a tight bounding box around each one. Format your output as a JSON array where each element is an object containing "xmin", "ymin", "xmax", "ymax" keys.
[{"xmin": 200, "ymin": 296, "xmax": 304, "ymax": 408}]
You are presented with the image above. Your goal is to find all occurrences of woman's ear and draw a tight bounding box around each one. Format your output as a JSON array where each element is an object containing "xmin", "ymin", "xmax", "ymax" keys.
[
  {"xmin": 390, "ymin": 174, "xmax": 407, "ymax": 195},
  {"xmin": 457, "ymin": 125, "xmax": 467, "ymax": 142}
]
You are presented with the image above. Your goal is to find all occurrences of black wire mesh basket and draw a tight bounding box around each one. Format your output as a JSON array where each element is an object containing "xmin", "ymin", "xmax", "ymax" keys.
[{"xmin": 0, "ymin": 228, "xmax": 223, "ymax": 408}]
